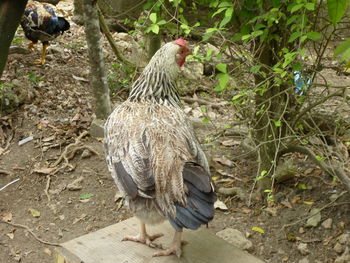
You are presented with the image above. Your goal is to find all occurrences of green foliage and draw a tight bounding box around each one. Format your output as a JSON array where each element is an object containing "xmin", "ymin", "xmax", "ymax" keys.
[
  {"xmin": 327, "ymin": 0, "xmax": 348, "ymax": 26},
  {"xmin": 27, "ymin": 72, "xmax": 43, "ymax": 83}
]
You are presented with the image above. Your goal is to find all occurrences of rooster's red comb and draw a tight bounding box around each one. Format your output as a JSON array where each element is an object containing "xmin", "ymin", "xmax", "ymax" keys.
[{"xmin": 174, "ymin": 37, "xmax": 188, "ymax": 47}]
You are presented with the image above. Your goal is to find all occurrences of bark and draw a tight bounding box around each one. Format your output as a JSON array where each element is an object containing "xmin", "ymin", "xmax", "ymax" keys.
[
  {"xmin": 83, "ymin": 0, "xmax": 111, "ymax": 119},
  {"xmin": 0, "ymin": 0, "xmax": 28, "ymax": 78}
]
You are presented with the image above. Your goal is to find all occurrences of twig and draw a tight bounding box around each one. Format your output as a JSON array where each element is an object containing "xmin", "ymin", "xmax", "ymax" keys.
[
  {"xmin": 0, "ymin": 220, "xmax": 60, "ymax": 246},
  {"xmin": 282, "ymin": 191, "xmax": 347, "ymax": 229},
  {"xmin": 0, "ymin": 178, "xmax": 19, "ymax": 192},
  {"xmin": 45, "ymin": 175, "xmax": 51, "ymax": 202},
  {"xmin": 0, "ymin": 169, "xmax": 12, "ymax": 176}
]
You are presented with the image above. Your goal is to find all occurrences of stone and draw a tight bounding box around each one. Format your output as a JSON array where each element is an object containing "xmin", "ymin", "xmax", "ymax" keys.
[
  {"xmin": 334, "ymin": 243, "xmax": 345, "ymax": 254},
  {"xmin": 335, "ymin": 247, "xmax": 350, "ymax": 263},
  {"xmin": 297, "ymin": 243, "xmax": 309, "ymax": 255},
  {"xmin": 305, "ymin": 208, "xmax": 321, "ymax": 227},
  {"xmin": 81, "ymin": 149, "xmax": 92, "ymax": 159},
  {"xmin": 337, "ymin": 233, "xmax": 350, "ymax": 244},
  {"xmin": 218, "ymin": 187, "xmax": 245, "ymax": 200},
  {"xmin": 321, "ymin": 218, "xmax": 333, "ymax": 229},
  {"xmin": 89, "ymin": 119, "xmax": 105, "ymax": 138},
  {"xmin": 67, "ymin": 177, "xmax": 84, "ymax": 191},
  {"xmin": 298, "ymin": 257, "xmax": 309, "ymax": 263},
  {"xmin": 216, "ymin": 228, "xmax": 253, "ymax": 251}
]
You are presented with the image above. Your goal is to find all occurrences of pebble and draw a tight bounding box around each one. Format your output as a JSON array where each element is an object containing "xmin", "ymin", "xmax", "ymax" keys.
[
  {"xmin": 305, "ymin": 208, "xmax": 321, "ymax": 227},
  {"xmin": 216, "ymin": 228, "xmax": 253, "ymax": 251},
  {"xmin": 334, "ymin": 242, "xmax": 345, "ymax": 254},
  {"xmin": 298, "ymin": 257, "xmax": 309, "ymax": 263},
  {"xmin": 335, "ymin": 247, "xmax": 350, "ymax": 263},
  {"xmin": 321, "ymin": 218, "xmax": 333, "ymax": 229},
  {"xmin": 337, "ymin": 233, "xmax": 350, "ymax": 244},
  {"xmin": 81, "ymin": 149, "xmax": 92, "ymax": 159},
  {"xmin": 67, "ymin": 176, "xmax": 84, "ymax": 191},
  {"xmin": 297, "ymin": 243, "xmax": 310, "ymax": 255},
  {"xmin": 218, "ymin": 187, "xmax": 245, "ymax": 200}
]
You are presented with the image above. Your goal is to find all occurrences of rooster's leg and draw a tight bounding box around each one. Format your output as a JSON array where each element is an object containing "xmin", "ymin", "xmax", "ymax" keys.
[
  {"xmin": 153, "ymin": 231, "xmax": 183, "ymax": 258},
  {"xmin": 34, "ymin": 43, "xmax": 48, "ymax": 65},
  {"xmin": 122, "ymin": 222, "xmax": 163, "ymax": 248}
]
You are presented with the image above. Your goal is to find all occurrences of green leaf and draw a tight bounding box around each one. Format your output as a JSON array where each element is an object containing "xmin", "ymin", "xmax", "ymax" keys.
[
  {"xmin": 307, "ymin": 31, "xmax": 322, "ymax": 41},
  {"xmin": 80, "ymin": 193, "xmax": 94, "ymax": 200},
  {"xmin": 273, "ymin": 120, "xmax": 282, "ymax": 127},
  {"xmin": 250, "ymin": 65, "xmax": 261, "ymax": 74},
  {"xmin": 290, "ymin": 3, "xmax": 304, "ymax": 13},
  {"xmin": 288, "ymin": 31, "xmax": 302, "ymax": 42},
  {"xmin": 29, "ymin": 208, "xmax": 41, "ymax": 218},
  {"xmin": 298, "ymin": 184, "xmax": 307, "ymax": 190},
  {"xmin": 150, "ymin": 24, "xmax": 160, "ymax": 34},
  {"xmin": 252, "ymin": 226, "xmax": 265, "ymax": 234},
  {"xmin": 252, "ymin": 30, "xmax": 263, "ymax": 37},
  {"xmin": 327, "ymin": 0, "xmax": 348, "ymax": 25},
  {"xmin": 242, "ymin": 34, "xmax": 251, "ymax": 41},
  {"xmin": 305, "ymin": 2, "xmax": 315, "ymax": 11},
  {"xmin": 149, "ymin": 13, "xmax": 157, "ymax": 23},
  {"xmin": 216, "ymin": 63, "xmax": 227, "ymax": 73},
  {"xmin": 334, "ymin": 37, "xmax": 350, "ymax": 61},
  {"xmin": 214, "ymin": 73, "xmax": 229, "ymax": 91},
  {"xmin": 212, "ymin": 7, "xmax": 226, "ymax": 17},
  {"xmin": 157, "ymin": 20, "xmax": 166, "ymax": 25}
]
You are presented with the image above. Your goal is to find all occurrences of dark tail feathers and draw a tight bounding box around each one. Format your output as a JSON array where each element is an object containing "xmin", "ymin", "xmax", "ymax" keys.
[{"xmin": 168, "ymin": 162, "xmax": 216, "ymax": 231}]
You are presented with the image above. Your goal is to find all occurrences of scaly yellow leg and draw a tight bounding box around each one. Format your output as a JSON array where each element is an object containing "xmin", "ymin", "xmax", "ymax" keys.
[
  {"xmin": 34, "ymin": 43, "xmax": 48, "ymax": 65},
  {"xmin": 28, "ymin": 42, "xmax": 36, "ymax": 51}
]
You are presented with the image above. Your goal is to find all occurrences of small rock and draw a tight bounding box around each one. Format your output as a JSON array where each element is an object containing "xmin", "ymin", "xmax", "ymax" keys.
[
  {"xmin": 67, "ymin": 177, "xmax": 84, "ymax": 191},
  {"xmin": 338, "ymin": 233, "xmax": 350, "ymax": 244},
  {"xmin": 216, "ymin": 228, "xmax": 253, "ymax": 251},
  {"xmin": 335, "ymin": 247, "xmax": 350, "ymax": 263},
  {"xmin": 298, "ymin": 257, "xmax": 309, "ymax": 263},
  {"xmin": 321, "ymin": 218, "xmax": 333, "ymax": 229},
  {"xmin": 297, "ymin": 243, "xmax": 310, "ymax": 255},
  {"xmin": 81, "ymin": 149, "xmax": 92, "ymax": 159},
  {"xmin": 299, "ymin": 227, "xmax": 305, "ymax": 234},
  {"xmin": 334, "ymin": 242, "xmax": 345, "ymax": 254},
  {"xmin": 329, "ymin": 194, "xmax": 339, "ymax": 202},
  {"xmin": 305, "ymin": 208, "xmax": 321, "ymax": 227},
  {"xmin": 89, "ymin": 119, "xmax": 105, "ymax": 138}
]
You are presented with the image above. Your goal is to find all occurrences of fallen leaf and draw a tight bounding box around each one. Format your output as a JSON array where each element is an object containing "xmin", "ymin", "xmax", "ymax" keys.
[
  {"xmin": 281, "ymin": 200, "xmax": 293, "ymax": 208},
  {"xmin": 79, "ymin": 193, "xmax": 93, "ymax": 200},
  {"xmin": 43, "ymin": 248, "xmax": 52, "ymax": 256},
  {"xmin": 304, "ymin": 168, "xmax": 314, "ymax": 175},
  {"xmin": 214, "ymin": 199, "xmax": 228, "ymax": 210},
  {"xmin": 213, "ymin": 156, "xmax": 234, "ymax": 167},
  {"xmin": 6, "ymin": 232, "xmax": 14, "ymax": 239},
  {"xmin": 251, "ymin": 226, "xmax": 265, "ymax": 234},
  {"xmin": 1, "ymin": 212, "xmax": 13, "ymax": 222},
  {"xmin": 28, "ymin": 208, "xmax": 41, "ymax": 218},
  {"xmin": 32, "ymin": 167, "xmax": 56, "ymax": 175},
  {"xmin": 303, "ymin": 201, "xmax": 314, "ymax": 205},
  {"xmin": 286, "ymin": 232, "xmax": 297, "ymax": 242}
]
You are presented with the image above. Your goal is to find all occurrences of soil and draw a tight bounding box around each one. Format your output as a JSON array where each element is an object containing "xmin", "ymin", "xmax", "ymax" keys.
[{"xmin": 1, "ymin": 1, "xmax": 350, "ymax": 263}]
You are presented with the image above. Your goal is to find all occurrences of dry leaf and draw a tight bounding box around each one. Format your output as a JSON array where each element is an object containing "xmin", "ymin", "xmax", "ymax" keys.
[
  {"xmin": 281, "ymin": 200, "xmax": 293, "ymax": 209},
  {"xmin": 304, "ymin": 168, "xmax": 314, "ymax": 175},
  {"xmin": 32, "ymin": 167, "xmax": 56, "ymax": 175},
  {"xmin": 43, "ymin": 248, "xmax": 52, "ymax": 256},
  {"xmin": 213, "ymin": 156, "xmax": 234, "ymax": 167},
  {"xmin": 28, "ymin": 208, "xmax": 41, "ymax": 218},
  {"xmin": 6, "ymin": 233, "xmax": 14, "ymax": 239},
  {"xmin": 1, "ymin": 212, "xmax": 13, "ymax": 222},
  {"xmin": 214, "ymin": 200, "xmax": 228, "ymax": 210}
]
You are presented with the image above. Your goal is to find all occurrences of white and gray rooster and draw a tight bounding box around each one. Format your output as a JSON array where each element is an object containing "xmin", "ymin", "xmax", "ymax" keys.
[{"xmin": 104, "ymin": 38, "xmax": 216, "ymax": 257}]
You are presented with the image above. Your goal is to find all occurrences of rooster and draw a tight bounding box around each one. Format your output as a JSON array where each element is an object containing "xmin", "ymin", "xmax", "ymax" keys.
[
  {"xmin": 104, "ymin": 38, "xmax": 216, "ymax": 257},
  {"xmin": 20, "ymin": 1, "xmax": 70, "ymax": 65}
]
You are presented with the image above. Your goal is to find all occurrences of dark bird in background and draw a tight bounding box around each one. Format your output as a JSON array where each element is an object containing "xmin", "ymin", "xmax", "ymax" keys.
[
  {"xmin": 20, "ymin": 1, "xmax": 70, "ymax": 65},
  {"xmin": 104, "ymin": 38, "xmax": 216, "ymax": 257}
]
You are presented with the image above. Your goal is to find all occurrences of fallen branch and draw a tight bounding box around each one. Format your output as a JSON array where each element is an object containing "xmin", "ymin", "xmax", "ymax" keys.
[
  {"xmin": 278, "ymin": 145, "xmax": 350, "ymax": 193},
  {"xmin": 282, "ymin": 190, "xmax": 347, "ymax": 229},
  {"xmin": 0, "ymin": 220, "xmax": 60, "ymax": 246},
  {"xmin": 45, "ymin": 175, "xmax": 51, "ymax": 201}
]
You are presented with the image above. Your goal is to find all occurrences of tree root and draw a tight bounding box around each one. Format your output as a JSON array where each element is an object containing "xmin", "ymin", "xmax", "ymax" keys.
[
  {"xmin": 278, "ymin": 145, "xmax": 350, "ymax": 193},
  {"xmin": 0, "ymin": 220, "xmax": 61, "ymax": 246}
]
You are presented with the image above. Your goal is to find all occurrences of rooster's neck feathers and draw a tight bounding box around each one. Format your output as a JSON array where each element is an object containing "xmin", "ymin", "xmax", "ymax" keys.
[{"xmin": 128, "ymin": 43, "xmax": 182, "ymax": 108}]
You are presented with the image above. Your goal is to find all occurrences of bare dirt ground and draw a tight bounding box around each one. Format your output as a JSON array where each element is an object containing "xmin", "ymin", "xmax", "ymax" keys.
[{"xmin": 1, "ymin": 1, "xmax": 350, "ymax": 263}]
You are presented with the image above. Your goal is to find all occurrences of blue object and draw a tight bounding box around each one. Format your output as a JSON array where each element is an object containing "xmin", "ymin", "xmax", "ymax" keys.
[{"xmin": 294, "ymin": 71, "xmax": 311, "ymax": 95}]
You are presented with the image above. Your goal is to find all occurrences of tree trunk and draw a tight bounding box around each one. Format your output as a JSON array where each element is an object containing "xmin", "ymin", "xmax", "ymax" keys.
[
  {"xmin": 0, "ymin": 0, "xmax": 28, "ymax": 78},
  {"xmin": 83, "ymin": 0, "xmax": 111, "ymax": 119}
]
